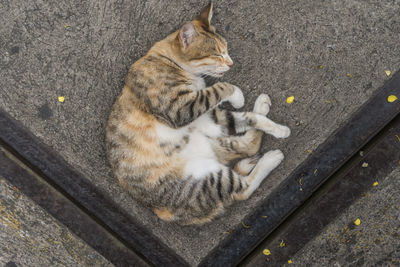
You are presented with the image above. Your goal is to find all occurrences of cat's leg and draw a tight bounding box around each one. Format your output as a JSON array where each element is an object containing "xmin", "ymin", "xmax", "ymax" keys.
[
  {"xmin": 233, "ymin": 154, "xmax": 260, "ymax": 176},
  {"xmin": 157, "ymin": 82, "xmax": 244, "ymax": 128},
  {"xmin": 232, "ymin": 112, "xmax": 291, "ymax": 138},
  {"xmin": 212, "ymin": 94, "xmax": 290, "ymax": 139},
  {"xmin": 213, "ymin": 130, "xmax": 262, "ymax": 164},
  {"xmin": 234, "ymin": 149, "xmax": 284, "ymax": 200},
  {"xmin": 229, "ymin": 93, "xmax": 272, "ymax": 155},
  {"xmin": 212, "ymin": 94, "xmax": 273, "ymax": 162}
]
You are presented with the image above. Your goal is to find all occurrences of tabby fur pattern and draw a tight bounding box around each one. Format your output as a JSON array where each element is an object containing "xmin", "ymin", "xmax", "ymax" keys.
[{"xmin": 106, "ymin": 3, "xmax": 290, "ymax": 225}]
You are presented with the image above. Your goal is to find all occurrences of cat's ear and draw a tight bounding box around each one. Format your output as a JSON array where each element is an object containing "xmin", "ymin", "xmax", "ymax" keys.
[
  {"xmin": 178, "ymin": 22, "xmax": 196, "ymax": 49},
  {"xmin": 199, "ymin": 2, "xmax": 213, "ymax": 27}
]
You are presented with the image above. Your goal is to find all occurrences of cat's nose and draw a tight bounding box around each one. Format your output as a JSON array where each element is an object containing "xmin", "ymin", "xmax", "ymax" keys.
[{"xmin": 225, "ymin": 58, "xmax": 233, "ymax": 67}]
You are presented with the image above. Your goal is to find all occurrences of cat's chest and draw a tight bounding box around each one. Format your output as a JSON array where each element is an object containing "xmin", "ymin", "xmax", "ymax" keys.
[{"xmin": 189, "ymin": 76, "xmax": 206, "ymax": 91}]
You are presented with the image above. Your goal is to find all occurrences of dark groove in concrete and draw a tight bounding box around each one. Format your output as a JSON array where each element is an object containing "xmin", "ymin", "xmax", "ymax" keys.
[
  {"xmin": 0, "ymin": 146, "xmax": 149, "ymax": 267},
  {"xmin": 242, "ymin": 113, "xmax": 400, "ymax": 266},
  {"xmin": 0, "ymin": 70, "xmax": 399, "ymax": 266},
  {"xmin": 0, "ymin": 109, "xmax": 189, "ymax": 267},
  {"xmin": 199, "ymin": 71, "xmax": 400, "ymax": 266}
]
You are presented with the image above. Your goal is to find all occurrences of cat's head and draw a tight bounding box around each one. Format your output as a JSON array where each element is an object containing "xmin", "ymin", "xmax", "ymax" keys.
[{"xmin": 175, "ymin": 3, "xmax": 233, "ymax": 77}]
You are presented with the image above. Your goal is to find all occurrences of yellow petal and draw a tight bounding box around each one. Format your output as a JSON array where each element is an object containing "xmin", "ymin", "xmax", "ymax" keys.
[
  {"xmin": 263, "ymin": 249, "xmax": 271, "ymax": 256},
  {"xmin": 385, "ymin": 70, "xmax": 391, "ymax": 76},
  {"xmin": 354, "ymin": 218, "xmax": 361, "ymax": 226},
  {"xmin": 362, "ymin": 162, "xmax": 368, "ymax": 168},
  {"xmin": 58, "ymin": 96, "xmax": 65, "ymax": 103},
  {"xmin": 346, "ymin": 73, "xmax": 352, "ymax": 78},
  {"xmin": 288, "ymin": 260, "xmax": 293, "ymax": 264},
  {"xmin": 241, "ymin": 222, "xmax": 250, "ymax": 229},
  {"xmin": 280, "ymin": 240, "xmax": 286, "ymax": 247},
  {"xmin": 286, "ymin": 96, "xmax": 295, "ymax": 104},
  {"xmin": 318, "ymin": 65, "xmax": 323, "ymax": 69},
  {"xmin": 388, "ymin": 95, "xmax": 398, "ymax": 103},
  {"xmin": 373, "ymin": 181, "xmax": 378, "ymax": 187}
]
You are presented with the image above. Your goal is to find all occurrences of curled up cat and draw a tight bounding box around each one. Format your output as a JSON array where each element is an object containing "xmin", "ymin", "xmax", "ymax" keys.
[{"xmin": 106, "ymin": 3, "xmax": 290, "ymax": 225}]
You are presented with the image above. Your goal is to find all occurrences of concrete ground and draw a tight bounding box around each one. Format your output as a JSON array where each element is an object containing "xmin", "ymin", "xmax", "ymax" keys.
[
  {"xmin": 288, "ymin": 166, "xmax": 400, "ymax": 267},
  {"xmin": 0, "ymin": 177, "xmax": 112, "ymax": 267},
  {"xmin": 0, "ymin": 0, "xmax": 399, "ymax": 265}
]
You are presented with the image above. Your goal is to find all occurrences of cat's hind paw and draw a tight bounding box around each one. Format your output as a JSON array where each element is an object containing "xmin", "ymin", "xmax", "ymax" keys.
[
  {"xmin": 272, "ymin": 125, "xmax": 291, "ymax": 139},
  {"xmin": 253, "ymin": 94, "xmax": 271, "ymax": 116},
  {"xmin": 227, "ymin": 86, "xmax": 245, "ymax": 109},
  {"xmin": 259, "ymin": 149, "xmax": 284, "ymax": 170}
]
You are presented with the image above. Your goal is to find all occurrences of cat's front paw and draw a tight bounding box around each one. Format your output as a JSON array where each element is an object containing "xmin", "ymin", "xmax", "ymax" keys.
[
  {"xmin": 253, "ymin": 94, "xmax": 271, "ymax": 116},
  {"xmin": 227, "ymin": 86, "xmax": 245, "ymax": 109}
]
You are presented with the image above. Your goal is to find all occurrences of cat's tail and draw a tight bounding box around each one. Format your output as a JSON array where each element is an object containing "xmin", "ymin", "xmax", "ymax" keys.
[{"xmin": 153, "ymin": 150, "xmax": 284, "ymax": 225}]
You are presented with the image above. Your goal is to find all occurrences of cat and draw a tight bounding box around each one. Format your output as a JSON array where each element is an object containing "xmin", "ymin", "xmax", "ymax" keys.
[{"xmin": 105, "ymin": 3, "xmax": 290, "ymax": 225}]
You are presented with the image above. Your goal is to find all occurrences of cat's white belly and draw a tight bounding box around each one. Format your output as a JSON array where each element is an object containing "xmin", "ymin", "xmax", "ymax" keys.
[
  {"xmin": 189, "ymin": 112, "xmax": 222, "ymax": 138},
  {"xmin": 181, "ymin": 113, "xmax": 223, "ymax": 179},
  {"xmin": 155, "ymin": 112, "xmax": 223, "ymax": 179},
  {"xmin": 180, "ymin": 131, "xmax": 220, "ymax": 179}
]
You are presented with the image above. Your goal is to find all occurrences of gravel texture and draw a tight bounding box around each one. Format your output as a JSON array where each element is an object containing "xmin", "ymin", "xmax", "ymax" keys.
[{"xmin": 0, "ymin": 0, "xmax": 399, "ymax": 264}]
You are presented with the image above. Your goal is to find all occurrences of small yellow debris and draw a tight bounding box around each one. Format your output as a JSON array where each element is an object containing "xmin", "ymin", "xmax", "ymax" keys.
[
  {"xmin": 225, "ymin": 229, "xmax": 233, "ymax": 234},
  {"xmin": 64, "ymin": 24, "xmax": 70, "ymax": 29},
  {"xmin": 262, "ymin": 215, "xmax": 268, "ymax": 219},
  {"xmin": 288, "ymin": 259, "xmax": 293, "ymax": 264},
  {"xmin": 314, "ymin": 169, "xmax": 318, "ymax": 175},
  {"xmin": 373, "ymin": 181, "xmax": 379, "ymax": 187},
  {"xmin": 346, "ymin": 73, "xmax": 352, "ymax": 78},
  {"xmin": 325, "ymin": 99, "xmax": 334, "ymax": 104},
  {"xmin": 395, "ymin": 135, "xmax": 400, "ymax": 142},
  {"xmin": 263, "ymin": 249, "xmax": 271, "ymax": 256},
  {"xmin": 286, "ymin": 96, "xmax": 295, "ymax": 104},
  {"xmin": 388, "ymin": 95, "xmax": 398, "ymax": 102},
  {"xmin": 354, "ymin": 218, "xmax": 361, "ymax": 226},
  {"xmin": 385, "ymin": 70, "xmax": 391, "ymax": 76},
  {"xmin": 299, "ymin": 176, "xmax": 304, "ymax": 191},
  {"xmin": 306, "ymin": 149, "xmax": 312, "ymax": 153},
  {"xmin": 280, "ymin": 240, "xmax": 286, "ymax": 247},
  {"xmin": 295, "ymin": 121, "xmax": 301, "ymax": 126},
  {"xmin": 362, "ymin": 162, "xmax": 369, "ymax": 168},
  {"xmin": 58, "ymin": 96, "xmax": 65, "ymax": 103},
  {"xmin": 241, "ymin": 222, "xmax": 250, "ymax": 229},
  {"xmin": 318, "ymin": 65, "xmax": 324, "ymax": 69}
]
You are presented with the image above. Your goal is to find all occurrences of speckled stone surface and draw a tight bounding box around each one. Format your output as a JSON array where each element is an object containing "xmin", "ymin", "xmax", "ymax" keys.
[
  {"xmin": 0, "ymin": 178, "xmax": 113, "ymax": 267},
  {"xmin": 0, "ymin": 0, "xmax": 399, "ymax": 264},
  {"xmin": 288, "ymin": 166, "xmax": 400, "ymax": 267}
]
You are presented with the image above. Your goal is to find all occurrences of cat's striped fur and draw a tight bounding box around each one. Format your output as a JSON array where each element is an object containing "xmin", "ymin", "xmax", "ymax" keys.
[{"xmin": 106, "ymin": 3, "xmax": 290, "ymax": 225}]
